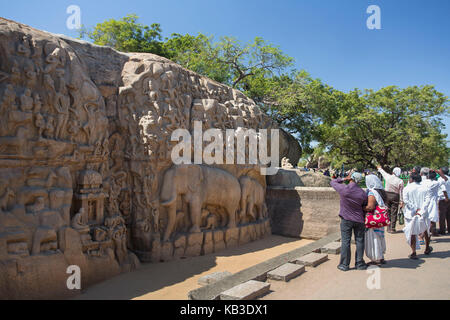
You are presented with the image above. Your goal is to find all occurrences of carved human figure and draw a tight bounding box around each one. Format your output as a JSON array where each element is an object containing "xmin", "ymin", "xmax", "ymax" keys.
[
  {"xmin": 20, "ymin": 88, "xmax": 34, "ymax": 112},
  {"xmin": 67, "ymin": 118, "xmax": 80, "ymax": 142},
  {"xmin": 17, "ymin": 35, "xmax": 31, "ymax": 56},
  {"xmin": 54, "ymin": 87, "xmax": 70, "ymax": 139},
  {"xmin": 26, "ymin": 196, "xmax": 45, "ymax": 214},
  {"xmin": 43, "ymin": 74, "xmax": 56, "ymax": 106},
  {"xmin": 112, "ymin": 225, "xmax": 128, "ymax": 265},
  {"xmin": 71, "ymin": 208, "xmax": 90, "ymax": 232},
  {"xmin": 44, "ymin": 47, "xmax": 61, "ymax": 73},
  {"xmin": 10, "ymin": 60, "xmax": 21, "ymax": 84},
  {"xmin": 0, "ymin": 84, "xmax": 16, "ymax": 113},
  {"xmin": 82, "ymin": 104, "xmax": 97, "ymax": 145},
  {"xmin": 44, "ymin": 117, "xmax": 55, "ymax": 139},
  {"xmin": 0, "ymin": 187, "xmax": 15, "ymax": 212},
  {"xmin": 33, "ymin": 93, "xmax": 42, "ymax": 113},
  {"xmin": 24, "ymin": 61, "xmax": 37, "ymax": 85},
  {"xmin": 35, "ymin": 112, "xmax": 46, "ymax": 138}
]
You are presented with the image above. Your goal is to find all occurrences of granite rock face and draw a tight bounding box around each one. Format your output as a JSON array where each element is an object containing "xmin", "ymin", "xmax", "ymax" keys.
[{"xmin": 0, "ymin": 18, "xmax": 289, "ymax": 298}]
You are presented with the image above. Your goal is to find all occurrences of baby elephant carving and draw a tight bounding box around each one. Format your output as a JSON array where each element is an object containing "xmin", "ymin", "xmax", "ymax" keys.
[{"xmin": 239, "ymin": 176, "xmax": 267, "ymax": 222}]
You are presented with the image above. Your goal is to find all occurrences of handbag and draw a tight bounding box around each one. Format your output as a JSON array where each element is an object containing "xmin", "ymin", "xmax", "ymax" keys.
[
  {"xmin": 365, "ymin": 206, "xmax": 391, "ymax": 229},
  {"xmin": 397, "ymin": 207, "xmax": 405, "ymax": 226}
]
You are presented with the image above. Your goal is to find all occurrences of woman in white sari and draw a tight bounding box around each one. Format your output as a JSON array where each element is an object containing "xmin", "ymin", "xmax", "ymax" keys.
[{"xmin": 364, "ymin": 175, "xmax": 388, "ymax": 265}]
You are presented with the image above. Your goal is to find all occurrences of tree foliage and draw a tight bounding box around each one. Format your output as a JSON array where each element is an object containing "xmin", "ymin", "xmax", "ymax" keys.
[
  {"xmin": 317, "ymin": 85, "xmax": 449, "ymax": 169},
  {"xmin": 80, "ymin": 14, "xmax": 450, "ymax": 169},
  {"xmin": 79, "ymin": 14, "xmax": 167, "ymax": 56}
]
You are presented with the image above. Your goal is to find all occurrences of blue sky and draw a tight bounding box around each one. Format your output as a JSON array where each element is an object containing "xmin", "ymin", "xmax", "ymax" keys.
[{"xmin": 1, "ymin": 0, "xmax": 449, "ymax": 141}]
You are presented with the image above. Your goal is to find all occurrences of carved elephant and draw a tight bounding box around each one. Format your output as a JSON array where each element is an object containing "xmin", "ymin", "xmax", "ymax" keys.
[
  {"xmin": 160, "ymin": 164, "xmax": 241, "ymax": 241},
  {"xmin": 239, "ymin": 176, "xmax": 267, "ymax": 221}
]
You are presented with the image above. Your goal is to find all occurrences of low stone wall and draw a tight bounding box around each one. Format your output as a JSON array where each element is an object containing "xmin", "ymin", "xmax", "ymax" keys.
[{"xmin": 266, "ymin": 187, "xmax": 341, "ymax": 240}]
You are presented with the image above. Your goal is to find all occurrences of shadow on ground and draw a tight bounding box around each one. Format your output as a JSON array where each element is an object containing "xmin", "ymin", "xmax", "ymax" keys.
[{"xmin": 73, "ymin": 235, "xmax": 300, "ymax": 300}]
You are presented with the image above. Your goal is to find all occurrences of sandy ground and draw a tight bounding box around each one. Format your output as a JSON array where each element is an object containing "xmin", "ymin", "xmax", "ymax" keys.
[
  {"xmin": 73, "ymin": 235, "xmax": 312, "ymax": 300},
  {"xmin": 262, "ymin": 232, "xmax": 450, "ymax": 300}
]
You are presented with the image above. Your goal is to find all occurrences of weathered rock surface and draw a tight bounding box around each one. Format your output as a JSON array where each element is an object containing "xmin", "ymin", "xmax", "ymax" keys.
[
  {"xmin": 198, "ymin": 271, "xmax": 232, "ymax": 286},
  {"xmin": 267, "ymin": 263, "xmax": 305, "ymax": 282},
  {"xmin": 219, "ymin": 280, "xmax": 270, "ymax": 300},
  {"xmin": 267, "ymin": 168, "xmax": 332, "ymax": 188},
  {"xmin": 0, "ymin": 18, "xmax": 280, "ymax": 298},
  {"xmin": 321, "ymin": 242, "xmax": 341, "ymax": 254},
  {"xmin": 292, "ymin": 252, "xmax": 328, "ymax": 267}
]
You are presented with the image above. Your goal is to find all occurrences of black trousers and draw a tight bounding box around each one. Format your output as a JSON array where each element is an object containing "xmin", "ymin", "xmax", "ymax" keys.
[
  {"xmin": 339, "ymin": 218, "xmax": 366, "ymax": 268},
  {"xmin": 438, "ymin": 200, "xmax": 450, "ymax": 234},
  {"xmin": 385, "ymin": 191, "xmax": 400, "ymax": 230}
]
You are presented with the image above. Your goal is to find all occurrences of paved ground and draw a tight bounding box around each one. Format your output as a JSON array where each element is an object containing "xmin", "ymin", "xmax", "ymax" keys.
[
  {"xmin": 261, "ymin": 232, "xmax": 450, "ymax": 300},
  {"xmin": 74, "ymin": 235, "xmax": 312, "ymax": 300}
]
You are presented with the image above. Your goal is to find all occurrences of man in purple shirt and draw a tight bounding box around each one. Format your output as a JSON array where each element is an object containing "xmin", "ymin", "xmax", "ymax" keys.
[{"xmin": 331, "ymin": 172, "xmax": 369, "ymax": 271}]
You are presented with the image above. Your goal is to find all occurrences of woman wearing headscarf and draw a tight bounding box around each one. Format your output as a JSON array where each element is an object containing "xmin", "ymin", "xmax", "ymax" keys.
[{"xmin": 364, "ymin": 174, "xmax": 388, "ymax": 265}]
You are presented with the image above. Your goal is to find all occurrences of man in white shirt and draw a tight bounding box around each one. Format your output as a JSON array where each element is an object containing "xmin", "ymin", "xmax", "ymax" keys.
[
  {"xmin": 403, "ymin": 172, "xmax": 432, "ymax": 259},
  {"xmin": 377, "ymin": 166, "xmax": 404, "ymax": 233},
  {"xmin": 438, "ymin": 167, "xmax": 450, "ymax": 235},
  {"xmin": 421, "ymin": 169, "xmax": 448, "ymax": 236}
]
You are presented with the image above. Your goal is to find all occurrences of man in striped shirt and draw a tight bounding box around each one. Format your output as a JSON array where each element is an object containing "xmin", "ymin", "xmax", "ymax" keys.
[{"xmin": 377, "ymin": 166, "xmax": 404, "ymax": 233}]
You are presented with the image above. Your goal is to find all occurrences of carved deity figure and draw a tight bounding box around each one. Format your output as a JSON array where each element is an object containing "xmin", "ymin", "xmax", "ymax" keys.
[
  {"xmin": 20, "ymin": 88, "xmax": 34, "ymax": 112},
  {"xmin": 35, "ymin": 112, "xmax": 45, "ymax": 138},
  {"xmin": 71, "ymin": 208, "xmax": 90, "ymax": 232}
]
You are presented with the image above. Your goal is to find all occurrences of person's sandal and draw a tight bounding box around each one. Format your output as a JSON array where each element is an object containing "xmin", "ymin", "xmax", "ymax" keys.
[
  {"xmin": 408, "ymin": 253, "xmax": 418, "ymax": 259},
  {"xmin": 424, "ymin": 246, "xmax": 433, "ymax": 255}
]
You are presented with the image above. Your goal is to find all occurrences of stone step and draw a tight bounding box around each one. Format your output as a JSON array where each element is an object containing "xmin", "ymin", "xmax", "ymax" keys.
[
  {"xmin": 198, "ymin": 271, "xmax": 232, "ymax": 286},
  {"xmin": 219, "ymin": 280, "xmax": 271, "ymax": 300},
  {"xmin": 320, "ymin": 241, "xmax": 341, "ymax": 254},
  {"xmin": 292, "ymin": 252, "xmax": 328, "ymax": 267},
  {"xmin": 267, "ymin": 263, "xmax": 305, "ymax": 282}
]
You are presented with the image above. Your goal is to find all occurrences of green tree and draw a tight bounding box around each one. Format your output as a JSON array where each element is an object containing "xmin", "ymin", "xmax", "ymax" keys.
[
  {"xmin": 250, "ymin": 70, "xmax": 342, "ymax": 154},
  {"xmin": 215, "ymin": 36, "xmax": 294, "ymax": 89},
  {"xmin": 79, "ymin": 14, "xmax": 167, "ymax": 56},
  {"xmin": 163, "ymin": 33, "xmax": 231, "ymax": 84},
  {"xmin": 318, "ymin": 85, "xmax": 450, "ymax": 170}
]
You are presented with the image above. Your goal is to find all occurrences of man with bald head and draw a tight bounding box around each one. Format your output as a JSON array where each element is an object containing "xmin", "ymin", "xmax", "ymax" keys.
[{"xmin": 377, "ymin": 165, "xmax": 404, "ymax": 233}]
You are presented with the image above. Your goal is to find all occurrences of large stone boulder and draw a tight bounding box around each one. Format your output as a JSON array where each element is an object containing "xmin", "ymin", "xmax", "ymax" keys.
[
  {"xmin": 0, "ymin": 18, "xmax": 276, "ymax": 298},
  {"xmin": 279, "ymin": 129, "xmax": 301, "ymax": 167},
  {"xmin": 267, "ymin": 169, "xmax": 332, "ymax": 188}
]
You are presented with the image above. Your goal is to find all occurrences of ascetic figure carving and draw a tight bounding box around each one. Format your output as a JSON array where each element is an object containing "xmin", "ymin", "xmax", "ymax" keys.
[{"xmin": 160, "ymin": 164, "xmax": 241, "ymax": 241}]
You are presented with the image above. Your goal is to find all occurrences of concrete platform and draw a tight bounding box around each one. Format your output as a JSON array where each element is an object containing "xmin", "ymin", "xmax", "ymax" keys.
[
  {"xmin": 292, "ymin": 252, "xmax": 328, "ymax": 267},
  {"xmin": 267, "ymin": 263, "xmax": 305, "ymax": 282},
  {"xmin": 198, "ymin": 271, "xmax": 232, "ymax": 286},
  {"xmin": 219, "ymin": 280, "xmax": 270, "ymax": 300},
  {"xmin": 321, "ymin": 241, "xmax": 341, "ymax": 254}
]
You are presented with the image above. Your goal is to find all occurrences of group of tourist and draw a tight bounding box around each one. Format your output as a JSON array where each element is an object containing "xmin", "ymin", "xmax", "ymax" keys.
[{"xmin": 330, "ymin": 166, "xmax": 450, "ymax": 271}]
